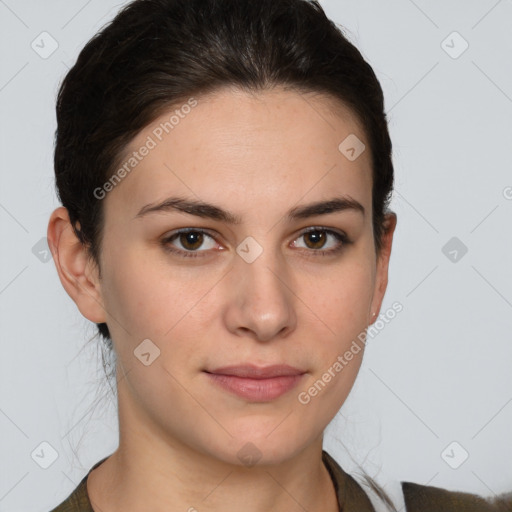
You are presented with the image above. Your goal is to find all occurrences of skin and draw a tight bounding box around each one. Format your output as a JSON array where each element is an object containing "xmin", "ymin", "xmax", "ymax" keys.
[{"xmin": 48, "ymin": 85, "xmax": 396, "ymax": 512}]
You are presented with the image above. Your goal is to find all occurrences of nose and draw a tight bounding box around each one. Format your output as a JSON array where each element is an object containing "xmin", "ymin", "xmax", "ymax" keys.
[{"xmin": 222, "ymin": 246, "xmax": 297, "ymax": 342}]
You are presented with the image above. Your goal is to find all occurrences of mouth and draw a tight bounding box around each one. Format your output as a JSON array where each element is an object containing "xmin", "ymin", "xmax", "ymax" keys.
[{"xmin": 203, "ymin": 364, "xmax": 307, "ymax": 402}]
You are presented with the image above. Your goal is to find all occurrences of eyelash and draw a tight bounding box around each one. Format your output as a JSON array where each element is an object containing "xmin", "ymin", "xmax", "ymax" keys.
[{"xmin": 160, "ymin": 227, "xmax": 351, "ymax": 259}]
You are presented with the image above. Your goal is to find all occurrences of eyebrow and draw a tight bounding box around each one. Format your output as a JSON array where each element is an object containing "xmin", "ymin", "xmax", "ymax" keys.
[{"xmin": 134, "ymin": 195, "xmax": 365, "ymax": 223}]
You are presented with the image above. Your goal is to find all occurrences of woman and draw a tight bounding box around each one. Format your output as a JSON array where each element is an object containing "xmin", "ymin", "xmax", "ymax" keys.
[{"xmin": 46, "ymin": 0, "xmax": 511, "ymax": 510}]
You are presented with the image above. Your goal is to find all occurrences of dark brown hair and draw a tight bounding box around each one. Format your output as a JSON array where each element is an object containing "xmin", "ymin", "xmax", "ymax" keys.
[
  {"xmin": 54, "ymin": 0, "xmax": 394, "ymax": 346},
  {"xmin": 54, "ymin": 1, "xmax": 396, "ymax": 508}
]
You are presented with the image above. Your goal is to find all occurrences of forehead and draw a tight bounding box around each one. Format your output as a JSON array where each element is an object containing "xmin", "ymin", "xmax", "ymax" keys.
[{"xmin": 103, "ymin": 86, "xmax": 372, "ymax": 222}]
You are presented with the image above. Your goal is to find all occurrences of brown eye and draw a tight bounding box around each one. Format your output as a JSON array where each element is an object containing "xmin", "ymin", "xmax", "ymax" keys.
[
  {"xmin": 292, "ymin": 227, "xmax": 349, "ymax": 256},
  {"xmin": 303, "ymin": 230, "xmax": 327, "ymax": 249},
  {"xmin": 161, "ymin": 229, "xmax": 218, "ymax": 258},
  {"xmin": 178, "ymin": 231, "xmax": 204, "ymax": 251}
]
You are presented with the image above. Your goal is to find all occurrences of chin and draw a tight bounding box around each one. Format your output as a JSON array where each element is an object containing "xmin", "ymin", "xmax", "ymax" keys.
[{"xmin": 199, "ymin": 423, "xmax": 312, "ymax": 468}]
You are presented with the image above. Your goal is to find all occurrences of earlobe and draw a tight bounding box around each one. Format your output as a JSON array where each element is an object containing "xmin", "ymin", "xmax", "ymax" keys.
[{"xmin": 47, "ymin": 206, "xmax": 107, "ymax": 324}]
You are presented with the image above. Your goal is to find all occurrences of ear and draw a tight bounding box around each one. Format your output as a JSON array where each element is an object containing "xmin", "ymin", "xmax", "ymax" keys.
[
  {"xmin": 47, "ymin": 206, "xmax": 106, "ymax": 323},
  {"xmin": 368, "ymin": 212, "xmax": 397, "ymax": 324}
]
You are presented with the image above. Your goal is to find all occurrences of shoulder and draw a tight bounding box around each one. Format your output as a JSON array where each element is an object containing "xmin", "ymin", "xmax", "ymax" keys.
[
  {"xmin": 47, "ymin": 476, "xmax": 91, "ymax": 512},
  {"xmin": 47, "ymin": 457, "xmax": 109, "ymax": 512},
  {"xmin": 323, "ymin": 449, "xmax": 512, "ymax": 512},
  {"xmin": 401, "ymin": 481, "xmax": 512, "ymax": 512}
]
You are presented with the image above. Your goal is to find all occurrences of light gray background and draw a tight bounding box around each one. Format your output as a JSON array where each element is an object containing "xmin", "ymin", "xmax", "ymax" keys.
[{"xmin": 1, "ymin": 0, "xmax": 511, "ymax": 510}]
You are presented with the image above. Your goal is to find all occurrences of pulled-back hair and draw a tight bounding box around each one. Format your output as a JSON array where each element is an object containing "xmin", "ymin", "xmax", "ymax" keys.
[
  {"xmin": 53, "ymin": 1, "xmax": 396, "ymax": 509},
  {"xmin": 54, "ymin": 0, "xmax": 393, "ymax": 347},
  {"xmin": 54, "ymin": 0, "xmax": 394, "ymax": 345}
]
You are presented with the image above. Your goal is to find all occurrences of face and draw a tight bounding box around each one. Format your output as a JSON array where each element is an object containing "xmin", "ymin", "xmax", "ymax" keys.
[{"xmin": 55, "ymin": 86, "xmax": 395, "ymax": 466}]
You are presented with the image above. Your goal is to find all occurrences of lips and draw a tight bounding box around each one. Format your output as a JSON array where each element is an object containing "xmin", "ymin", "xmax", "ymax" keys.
[
  {"xmin": 204, "ymin": 364, "xmax": 307, "ymax": 402},
  {"xmin": 205, "ymin": 364, "xmax": 306, "ymax": 379}
]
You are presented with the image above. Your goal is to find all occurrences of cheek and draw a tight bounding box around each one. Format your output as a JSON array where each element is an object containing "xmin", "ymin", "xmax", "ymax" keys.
[
  {"xmin": 302, "ymin": 259, "xmax": 374, "ymax": 330},
  {"xmin": 98, "ymin": 247, "xmax": 168, "ymax": 348},
  {"xmin": 296, "ymin": 258, "xmax": 375, "ymax": 394},
  {"xmin": 297, "ymin": 265, "xmax": 372, "ymax": 410},
  {"xmin": 100, "ymin": 247, "xmax": 220, "ymax": 358}
]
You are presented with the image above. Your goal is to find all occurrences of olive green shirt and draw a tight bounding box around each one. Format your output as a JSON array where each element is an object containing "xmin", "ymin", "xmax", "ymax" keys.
[{"xmin": 49, "ymin": 450, "xmax": 512, "ymax": 511}]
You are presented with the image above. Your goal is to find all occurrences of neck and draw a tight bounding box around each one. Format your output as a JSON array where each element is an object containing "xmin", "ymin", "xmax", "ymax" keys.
[{"xmin": 86, "ymin": 382, "xmax": 340, "ymax": 512}]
